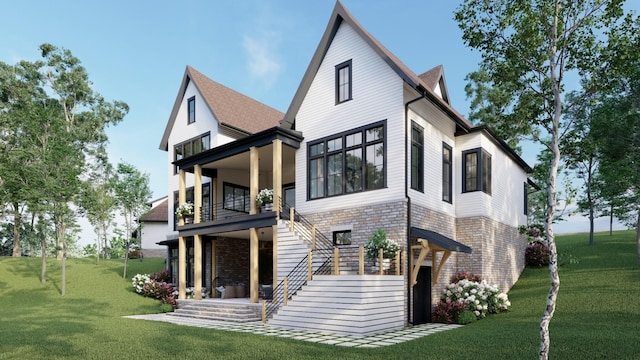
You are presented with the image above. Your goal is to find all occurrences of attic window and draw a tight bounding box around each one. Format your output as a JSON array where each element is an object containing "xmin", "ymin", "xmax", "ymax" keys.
[
  {"xmin": 188, "ymin": 96, "xmax": 196, "ymax": 124},
  {"xmin": 335, "ymin": 60, "xmax": 352, "ymax": 104}
]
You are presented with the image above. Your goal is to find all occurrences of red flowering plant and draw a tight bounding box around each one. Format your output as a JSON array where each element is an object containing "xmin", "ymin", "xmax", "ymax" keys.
[
  {"xmin": 525, "ymin": 241, "xmax": 550, "ymax": 267},
  {"xmin": 432, "ymin": 299, "xmax": 467, "ymax": 324},
  {"xmin": 451, "ymin": 271, "xmax": 483, "ymax": 283}
]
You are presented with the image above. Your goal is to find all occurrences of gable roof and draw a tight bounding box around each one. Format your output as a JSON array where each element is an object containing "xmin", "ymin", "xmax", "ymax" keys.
[
  {"xmin": 159, "ymin": 66, "xmax": 284, "ymax": 151},
  {"xmin": 140, "ymin": 198, "xmax": 168, "ymax": 223},
  {"xmin": 281, "ymin": 1, "xmax": 472, "ymax": 131},
  {"xmin": 418, "ymin": 65, "xmax": 450, "ymax": 104}
]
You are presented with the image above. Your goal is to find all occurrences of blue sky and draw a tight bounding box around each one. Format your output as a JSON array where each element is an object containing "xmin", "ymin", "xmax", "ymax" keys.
[{"xmin": 2, "ymin": 1, "xmax": 633, "ymax": 238}]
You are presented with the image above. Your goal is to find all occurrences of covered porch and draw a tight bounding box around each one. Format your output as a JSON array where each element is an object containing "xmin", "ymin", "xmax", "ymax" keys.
[{"xmin": 172, "ymin": 126, "xmax": 303, "ymax": 304}]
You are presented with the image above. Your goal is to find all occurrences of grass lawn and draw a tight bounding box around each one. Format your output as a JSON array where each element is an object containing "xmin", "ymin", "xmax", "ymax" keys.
[{"xmin": 0, "ymin": 230, "xmax": 638, "ymax": 359}]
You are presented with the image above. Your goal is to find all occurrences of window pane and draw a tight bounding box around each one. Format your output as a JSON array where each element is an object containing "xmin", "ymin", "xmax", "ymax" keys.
[
  {"xmin": 188, "ymin": 98, "xmax": 195, "ymax": 123},
  {"xmin": 366, "ymin": 126, "xmax": 383, "ymax": 142},
  {"xmin": 184, "ymin": 142, "xmax": 192, "ymax": 157},
  {"xmin": 327, "ymin": 138, "xmax": 342, "ymax": 152},
  {"xmin": 192, "ymin": 138, "xmax": 202, "ymax": 154},
  {"xmin": 366, "ymin": 143, "xmax": 384, "ymax": 189},
  {"xmin": 333, "ymin": 231, "xmax": 352, "ymax": 246},
  {"xmin": 224, "ymin": 185, "xmax": 233, "ymax": 209},
  {"xmin": 244, "ymin": 189, "xmax": 251, "ymax": 212},
  {"xmin": 310, "ymin": 158, "xmax": 324, "ymax": 199},
  {"xmin": 174, "ymin": 145, "xmax": 183, "ymax": 161},
  {"xmin": 346, "ymin": 148, "xmax": 362, "ymax": 193},
  {"xmin": 443, "ymin": 145, "xmax": 452, "ymax": 202},
  {"xmin": 309, "ymin": 143, "xmax": 324, "ymax": 156},
  {"xmin": 327, "ymin": 153, "xmax": 343, "ymax": 196},
  {"xmin": 465, "ymin": 152, "xmax": 478, "ymax": 191},
  {"xmin": 202, "ymin": 134, "xmax": 210, "ymax": 150},
  {"xmin": 346, "ymin": 132, "xmax": 362, "ymax": 147},
  {"xmin": 338, "ymin": 66, "xmax": 350, "ymax": 102}
]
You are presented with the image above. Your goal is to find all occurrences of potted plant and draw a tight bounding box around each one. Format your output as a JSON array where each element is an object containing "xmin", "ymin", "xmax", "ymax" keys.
[
  {"xmin": 256, "ymin": 188, "xmax": 274, "ymax": 211},
  {"xmin": 175, "ymin": 202, "xmax": 194, "ymax": 223},
  {"xmin": 365, "ymin": 229, "xmax": 400, "ymax": 270}
]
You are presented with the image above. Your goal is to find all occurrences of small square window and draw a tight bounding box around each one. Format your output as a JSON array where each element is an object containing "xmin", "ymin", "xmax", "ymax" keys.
[{"xmin": 333, "ymin": 230, "xmax": 352, "ymax": 246}]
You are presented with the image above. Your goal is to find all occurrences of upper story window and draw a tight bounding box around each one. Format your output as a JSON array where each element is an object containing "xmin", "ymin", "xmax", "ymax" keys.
[
  {"xmin": 462, "ymin": 148, "xmax": 491, "ymax": 195},
  {"xmin": 308, "ymin": 121, "xmax": 386, "ymax": 200},
  {"xmin": 187, "ymin": 96, "xmax": 196, "ymax": 124},
  {"xmin": 443, "ymin": 143, "xmax": 452, "ymax": 203},
  {"xmin": 335, "ymin": 60, "xmax": 352, "ymax": 104},
  {"xmin": 174, "ymin": 132, "xmax": 211, "ymax": 174},
  {"xmin": 223, "ymin": 182, "xmax": 250, "ymax": 213},
  {"xmin": 411, "ymin": 122, "xmax": 424, "ymax": 192}
]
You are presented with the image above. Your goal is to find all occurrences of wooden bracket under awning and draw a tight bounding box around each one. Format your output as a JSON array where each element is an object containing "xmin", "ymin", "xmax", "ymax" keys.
[{"xmin": 410, "ymin": 239, "xmax": 452, "ymax": 287}]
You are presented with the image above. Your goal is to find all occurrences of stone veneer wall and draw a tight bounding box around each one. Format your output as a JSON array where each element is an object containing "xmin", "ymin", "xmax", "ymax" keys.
[{"xmin": 456, "ymin": 216, "xmax": 527, "ymax": 292}]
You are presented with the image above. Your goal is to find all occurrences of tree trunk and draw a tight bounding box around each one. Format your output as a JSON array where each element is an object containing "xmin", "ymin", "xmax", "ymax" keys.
[
  {"xmin": 587, "ymin": 162, "xmax": 594, "ymax": 246},
  {"xmin": 12, "ymin": 207, "xmax": 21, "ymax": 257},
  {"xmin": 41, "ymin": 228, "xmax": 47, "ymax": 284},
  {"xmin": 123, "ymin": 239, "xmax": 129, "ymax": 279},
  {"xmin": 56, "ymin": 217, "xmax": 66, "ymax": 296},
  {"xmin": 636, "ymin": 211, "xmax": 640, "ymax": 269},
  {"xmin": 609, "ymin": 204, "xmax": 614, "ymax": 236}
]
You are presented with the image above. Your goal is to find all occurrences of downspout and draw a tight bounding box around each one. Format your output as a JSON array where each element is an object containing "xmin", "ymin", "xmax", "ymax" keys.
[{"xmin": 404, "ymin": 91, "xmax": 426, "ymax": 325}]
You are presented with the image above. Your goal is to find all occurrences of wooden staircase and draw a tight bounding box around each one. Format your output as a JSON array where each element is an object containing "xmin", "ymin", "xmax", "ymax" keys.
[{"xmin": 168, "ymin": 299, "xmax": 262, "ymax": 323}]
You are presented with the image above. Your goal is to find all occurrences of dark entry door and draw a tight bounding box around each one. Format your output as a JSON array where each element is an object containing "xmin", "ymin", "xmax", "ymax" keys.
[{"xmin": 413, "ymin": 266, "xmax": 432, "ymax": 324}]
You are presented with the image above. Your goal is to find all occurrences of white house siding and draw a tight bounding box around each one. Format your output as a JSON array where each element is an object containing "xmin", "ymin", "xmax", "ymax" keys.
[
  {"xmin": 405, "ymin": 88, "xmax": 457, "ymax": 217},
  {"xmin": 167, "ymin": 82, "xmax": 229, "ymax": 231},
  {"xmin": 140, "ymin": 222, "xmax": 167, "ymax": 257},
  {"xmin": 454, "ymin": 132, "xmax": 528, "ymax": 228},
  {"xmin": 294, "ymin": 21, "xmax": 406, "ymax": 215}
]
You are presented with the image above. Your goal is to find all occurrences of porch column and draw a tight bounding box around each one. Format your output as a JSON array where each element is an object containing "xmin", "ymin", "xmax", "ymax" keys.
[
  {"xmin": 194, "ymin": 234, "xmax": 202, "ymax": 300},
  {"xmin": 194, "ymin": 164, "xmax": 202, "ymax": 224},
  {"xmin": 272, "ymin": 139, "xmax": 282, "ymax": 218},
  {"xmin": 250, "ymin": 147, "xmax": 258, "ymax": 215},
  {"xmin": 178, "ymin": 169, "xmax": 186, "ymax": 300},
  {"xmin": 249, "ymin": 146, "xmax": 259, "ymax": 303},
  {"xmin": 193, "ymin": 165, "xmax": 203, "ymax": 300}
]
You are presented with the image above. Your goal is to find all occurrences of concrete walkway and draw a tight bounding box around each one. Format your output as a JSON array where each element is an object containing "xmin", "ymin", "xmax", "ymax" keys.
[{"xmin": 124, "ymin": 313, "xmax": 463, "ymax": 348}]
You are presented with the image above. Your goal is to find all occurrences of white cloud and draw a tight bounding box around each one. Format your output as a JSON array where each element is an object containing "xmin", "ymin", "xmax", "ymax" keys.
[{"xmin": 242, "ymin": 33, "xmax": 281, "ymax": 89}]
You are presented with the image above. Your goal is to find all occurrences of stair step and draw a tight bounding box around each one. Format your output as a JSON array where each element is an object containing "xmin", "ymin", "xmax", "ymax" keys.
[{"xmin": 170, "ymin": 300, "xmax": 262, "ymax": 323}]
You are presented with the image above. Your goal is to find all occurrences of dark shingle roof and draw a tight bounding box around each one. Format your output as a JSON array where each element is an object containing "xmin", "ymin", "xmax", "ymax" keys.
[{"xmin": 140, "ymin": 199, "xmax": 168, "ymax": 223}]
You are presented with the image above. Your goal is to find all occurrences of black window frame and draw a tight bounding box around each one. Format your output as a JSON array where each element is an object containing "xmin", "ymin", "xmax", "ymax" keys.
[
  {"xmin": 222, "ymin": 182, "xmax": 251, "ymax": 213},
  {"xmin": 307, "ymin": 120, "xmax": 386, "ymax": 200},
  {"xmin": 335, "ymin": 59, "xmax": 352, "ymax": 104},
  {"xmin": 442, "ymin": 142, "xmax": 453, "ymax": 203},
  {"xmin": 410, "ymin": 121, "xmax": 424, "ymax": 192},
  {"xmin": 173, "ymin": 132, "xmax": 211, "ymax": 174},
  {"xmin": 187, "ymin": 96, "xmax": 196, "ymax": 124},
  {"xmin": 333, "ymin": 230, "xmax": 352, "ymax": 246},
  {"xmin": 462, "ymin": 148, "xmax": 492, "ymax": 195}
]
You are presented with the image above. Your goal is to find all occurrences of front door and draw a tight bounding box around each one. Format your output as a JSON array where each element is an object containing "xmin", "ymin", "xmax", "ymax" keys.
[{"xmin": 413, "ymin": 266, "xmax": 432, "ymax": 324}]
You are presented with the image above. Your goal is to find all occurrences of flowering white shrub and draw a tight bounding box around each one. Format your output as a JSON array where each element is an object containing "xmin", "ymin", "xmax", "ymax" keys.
[
  {"xmin": 132, "ymin": 273, "xmax": 151, "ymax": 294},
  {"xmin": 442, "ymin": 279, "xmax": 511, "ymax": 319}
]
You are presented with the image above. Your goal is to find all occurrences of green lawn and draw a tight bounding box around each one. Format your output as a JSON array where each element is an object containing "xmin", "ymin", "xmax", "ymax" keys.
[{"xmin": 0, "ymin": 231, "xmax": 638, "ymax": 359}]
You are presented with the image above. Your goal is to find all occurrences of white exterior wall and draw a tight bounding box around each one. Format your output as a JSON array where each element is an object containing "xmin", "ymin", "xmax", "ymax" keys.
[
  {"xmin": 166, "ymin": 82, "xmax": 236, "ymax": 233},
  {"xmin": 455, "ymin": 132, "xmax": 528, "ymax": 227},
  {"xmin": 294, "ymin": 22, "xmax": 405, "ymax": 214},
  {"xmin": 405, "ymin": 88, "xmax": 457, "ymax": 218},
  {"xmin": 141, "ymin": 222, "xmax": 167, "ymax": 250}
]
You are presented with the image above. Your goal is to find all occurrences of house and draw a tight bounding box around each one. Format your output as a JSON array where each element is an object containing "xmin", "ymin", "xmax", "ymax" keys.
[
  {"xmin": 139, "ymin": 196, "xmax": 169, "ymax": 258},
  {"xmin": 158, "ymin": 1, "xmax": 530, "ymax": 336}
]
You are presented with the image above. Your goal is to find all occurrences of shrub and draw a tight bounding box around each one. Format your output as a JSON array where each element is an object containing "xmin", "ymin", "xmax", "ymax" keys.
[
  {"xmin": 132, "ymin": 273, "xmax": 151, "ymax": 294},
  {"xmin": 128, "ymin": 250, "xmax": 141, "ymax": 259},
  {"xmin": 441, "ymin": 279, "xmax": 511, "ymax": 319},
  {"xmin": 150, "ymin": 269, "xmax": 171, "ymax": 283},
  {"xmin": 432, "ymin": 299, "xmax": 467, "ymax": 324},
  {"xmin": 451, "ymin": 271, "xmax": 483, "ymax": 283},
  {"xmin": 526, "ymin": 241, "xmax": 550, "ymax": 267},
  {"xmin": 457, "ymin": 310, "xmax": 478, "ymax": 325}
]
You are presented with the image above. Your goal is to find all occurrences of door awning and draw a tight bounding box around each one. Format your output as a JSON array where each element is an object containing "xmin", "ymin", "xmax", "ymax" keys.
[
  {"xmin": 410, "ymin": 227, "xmax": 472, "ymax": 253},
  {"xmin": 410, "ymin": 227, "xmax": 472, "ymax": 287}
]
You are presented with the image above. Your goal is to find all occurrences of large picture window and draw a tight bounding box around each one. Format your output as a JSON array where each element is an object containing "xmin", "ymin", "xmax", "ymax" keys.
[
  {"xmin": 411, "ymin": 122, "xmax": 424, "ymax": 192},
  {"xmin": 443, "ymin": 143, "xmax": 452, "ymax": 203},
  {"xmin": 462, "ymin": 148, "xmax": 491, "ymax": 194},
  {"xmin": 223, "ymin": 182, "xmax": 250, "ymax": 213},
  {"xmin": 173, "ymin": 132, "xmax": 211, "ymax": 174},
  {"xmin": 335, "ymin": 60, "xmax": 352, "ymax": 104},
  {"xmin": 308, "ymin": 121, "xmax": 385, "ymax": 200}
]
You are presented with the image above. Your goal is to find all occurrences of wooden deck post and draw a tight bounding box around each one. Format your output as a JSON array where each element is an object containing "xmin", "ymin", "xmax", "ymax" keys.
[
  {"xmin": 284, "ymin": 277, "xmax": 289, "ymax": 306},
  {"xmin": 333, "ymin": 248, "xmax": 340, "ymax": 275},
  {"xmin": 308, "ymin": 251, "xmax": 313, "ymax": 281},
  {"xmin": 262, "ymin": 300, "xmax": 266, "ymax": 324},
  {"xmin": 359, "ymin": 245, "xmax": 364, "ymax": 275}
]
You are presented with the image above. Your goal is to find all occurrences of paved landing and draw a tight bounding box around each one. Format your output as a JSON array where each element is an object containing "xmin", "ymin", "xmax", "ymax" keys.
[{"xmin": 124, "ymin": 313, "xmax": 462, "ymax": 348}]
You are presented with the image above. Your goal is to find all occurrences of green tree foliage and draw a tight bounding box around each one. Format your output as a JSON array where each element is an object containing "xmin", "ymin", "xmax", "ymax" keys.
[
  {"xmin": 455, "ymin": 1, "xmax": 623, "ymax": 358},
  {"xmin": 112, "ymin": 161, "xmax": 151, "ymax": 279},
  {"xmin": 0, "ymin": 44, "xmax": 128, "ymax": 295}
]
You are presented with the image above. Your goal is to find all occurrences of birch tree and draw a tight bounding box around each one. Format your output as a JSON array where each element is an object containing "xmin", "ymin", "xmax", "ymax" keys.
[{"xmin": 455, "ymin": 1, "xmax": 623, "ymax": 358}]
